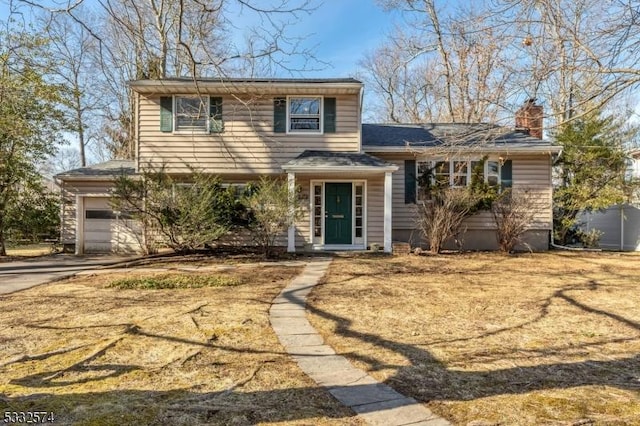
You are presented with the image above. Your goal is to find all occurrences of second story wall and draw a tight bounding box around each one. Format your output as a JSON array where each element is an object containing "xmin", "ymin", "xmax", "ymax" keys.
[{"xmin": 134, "ymin": 80, "xmax": 362, "ymax": 174}]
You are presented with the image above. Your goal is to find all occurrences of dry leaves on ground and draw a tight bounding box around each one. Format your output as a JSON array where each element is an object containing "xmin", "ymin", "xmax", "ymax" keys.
[
  {"xmin": 0, "ymin": 264, "xmax": 362, "ymax": 425},
  {"xmin": 308, "ymin": 252, "xmax": 640, "ymax": 426}
]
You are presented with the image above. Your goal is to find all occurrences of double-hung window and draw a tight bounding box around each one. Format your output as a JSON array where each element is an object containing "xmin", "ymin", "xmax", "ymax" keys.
[
  {"xmin": 160, "ymin": 95, "xmax": 223, "ymax": 133},
  {"xmin": 175, "ymin": 96, "xmax": 208, "ymax": 132},
  {"xmin": 288, "ymin": 97, "xmax": 322, "ymax": 133}
]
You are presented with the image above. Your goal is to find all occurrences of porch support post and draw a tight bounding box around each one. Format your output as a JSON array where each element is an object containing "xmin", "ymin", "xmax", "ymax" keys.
[
  {"xmin": 384, "ymin": 171, "xmax": 393, "ymax": 253},
  {"xmin": 287, "ymin": 172, "xmax": 296, "ymax": 253}
]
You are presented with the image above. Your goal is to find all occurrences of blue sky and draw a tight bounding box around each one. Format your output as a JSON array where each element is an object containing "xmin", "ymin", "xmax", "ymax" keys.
[
  {"xmin": 0, "ymin": 0, "xmax": 397, "ymax": 78},
  {"xmin": 286, "ymin": 0, "xmax": 398, "ymax": 77}
]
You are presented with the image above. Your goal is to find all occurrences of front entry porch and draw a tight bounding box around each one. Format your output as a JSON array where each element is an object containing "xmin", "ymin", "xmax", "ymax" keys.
[{"xmin": 282, "ymin": 150, "xmax": 398, "ymax": 253}]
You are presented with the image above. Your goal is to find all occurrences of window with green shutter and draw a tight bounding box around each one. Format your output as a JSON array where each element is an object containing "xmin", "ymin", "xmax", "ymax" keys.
[
  {"xmin": 501, "ymin": 160, "xmax": 513, "ymax": 188},
  {"xmin": 160, "ymin": 97, "xmax": 173, "ymax": 132},
  {"xmin": 324, "ymin": 97, "xmax": 336, "ymax": 133},
  {"xmin": 413, "ymin": 158, "xmax": 513, "ymax": 194},
  {"xmin": 274, "ymin": 97, "xmax": 286, "ymax": 133},
  {"xmin": 209, "ymin": 96, "xmax": 223, "ymax": 133},
  {"xmin": 405, "ymin": 159, "xmax": 416, "ymax": 204}
]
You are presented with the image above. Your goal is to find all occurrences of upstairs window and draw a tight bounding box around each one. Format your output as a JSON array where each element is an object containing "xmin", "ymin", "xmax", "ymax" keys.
[
  {"xmin": 160, "ymin": 95, "xmax": 223, "ymax": 133},
  {"xmin": 175, "ymin": 96, "xmax": 208, "ymax": 132},
  {"xmin": 288, "ymin": 97, "xmax": 322, "ymax": 133}
]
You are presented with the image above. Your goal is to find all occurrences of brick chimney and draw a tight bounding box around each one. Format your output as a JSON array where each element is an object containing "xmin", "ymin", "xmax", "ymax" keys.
[{"xmin": 515, "ymin": 99, "xmax": 543, "ymax": 139}]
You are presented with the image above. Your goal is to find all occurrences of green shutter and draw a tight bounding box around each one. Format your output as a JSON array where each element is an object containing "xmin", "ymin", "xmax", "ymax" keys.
[
  {"xmin": 405, "ymin": 159, "xmax": 416, "ymax": 204},
  {"xmin": 274, "ymin": 97, "xmax": 286, "ymax": 133},
  {"xmin": 323, "ymin": 97, "xmax": 336, "ymax": 133},
  {"xmin": 160, "ymin": 96, "xmax": 173, "ymax": 132},
  {"xmin": 209, "ymin": 96, "xmax": 223, "ymax": 133},
  {"xmin": 501, "ymin": 160, "xmax": 513, "ymax": 188}
]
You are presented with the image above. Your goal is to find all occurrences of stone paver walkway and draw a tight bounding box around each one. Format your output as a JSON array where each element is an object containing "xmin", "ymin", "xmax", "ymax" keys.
[{"xmin": 269, "ymin": 258, "xmax": 451, "ymax": 426}]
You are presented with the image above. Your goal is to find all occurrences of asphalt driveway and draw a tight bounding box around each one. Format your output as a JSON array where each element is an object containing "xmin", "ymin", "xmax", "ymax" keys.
[{"xmin": 0, "ymin": 254, "xmax": 139, "ymax": 294}]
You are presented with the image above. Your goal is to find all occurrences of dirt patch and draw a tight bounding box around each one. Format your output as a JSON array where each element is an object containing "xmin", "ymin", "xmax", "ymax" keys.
[
  {"xmin": 307, "ymin": 251, "xmax": 640, "ymax": 425},
  {"xmin": 0, "ymin": 264, "xmax": 362, "ymax": 425}
]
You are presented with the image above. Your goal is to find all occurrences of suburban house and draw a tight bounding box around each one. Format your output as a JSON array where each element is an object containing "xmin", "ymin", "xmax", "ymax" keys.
[{"xmin": 55, "ymin": 78, "xmax": 560, "ymax": 254}]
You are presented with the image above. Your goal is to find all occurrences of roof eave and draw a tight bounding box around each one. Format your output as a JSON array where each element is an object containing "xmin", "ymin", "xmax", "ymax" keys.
[
  {"xmin": 282, "ymin": 165, "xmax": 399, "ymax": 173},
  {"xmin": 55, "ymin": 174, "xmax": 138, "ymax": 181},
  {"xmin": 129, "ymin": 80, "xmax": 363, "ymax": 95},
  {"xmin": 363, "ymin": 145, "xmax": 562, "ymax": 155}
]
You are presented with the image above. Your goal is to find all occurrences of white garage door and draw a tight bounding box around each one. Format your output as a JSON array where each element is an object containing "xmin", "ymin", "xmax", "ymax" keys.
[{"xmin": 83, "ymin": 197, "xmax": 140, "ymax": 253}]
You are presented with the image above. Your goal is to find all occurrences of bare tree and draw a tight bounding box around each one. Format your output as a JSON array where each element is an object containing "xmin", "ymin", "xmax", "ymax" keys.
[
  {"xmin": 363, "ymin": 0, "xmax": 512, "ymax": 124},
  {"xmin": 367, "ymin": 0, "xmax": 640, "ymax": 130},
  {"xmin": 12, "ymin": 0, "xmax": 321, "ymax": 162},
  {"xmin": 43, "ymin": 10, "xmax": 102, "ymax": 166}
]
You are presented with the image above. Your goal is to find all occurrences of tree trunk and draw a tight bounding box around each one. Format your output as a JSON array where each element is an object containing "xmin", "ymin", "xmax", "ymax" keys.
[{"xmin": 0, "ymin": 214, "xmax": 6, "ymax": 256}]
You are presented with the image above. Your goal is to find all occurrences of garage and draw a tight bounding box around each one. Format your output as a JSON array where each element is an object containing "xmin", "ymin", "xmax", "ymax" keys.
[{"xmin": 81, "ymin": 197, "xmax": 140, "ymax": 254}]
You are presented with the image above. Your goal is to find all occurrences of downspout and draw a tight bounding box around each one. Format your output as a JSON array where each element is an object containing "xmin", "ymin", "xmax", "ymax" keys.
[
  {"xmin": 549, "ymin": 235, "xmax": 601, "ymax": 252},
  {"xmin": 358, "ymin": 85, "xmax": 364, "ymax": 153}
]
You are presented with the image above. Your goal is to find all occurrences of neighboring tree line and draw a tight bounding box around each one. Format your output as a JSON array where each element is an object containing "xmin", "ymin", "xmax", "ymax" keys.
[{"xmin": 0, "ymin": 31, "xmax": 65, "ymax": 255}]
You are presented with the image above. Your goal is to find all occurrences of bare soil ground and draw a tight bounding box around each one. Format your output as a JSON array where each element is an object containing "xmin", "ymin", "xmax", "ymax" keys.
[
  {"xmin": 0, "ymin": 264, "xmax": 362, "ymax": 425},
  {"xmin": 307, "ymin": 251, "xmax": 640, "ymax": 426}
]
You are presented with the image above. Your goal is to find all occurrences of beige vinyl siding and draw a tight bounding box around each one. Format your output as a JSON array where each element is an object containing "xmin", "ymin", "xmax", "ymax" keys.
[
  {"xmin": 376, "ymin": 153, "xmax": 554, "ymax": 231},
  {"xmin": 138, "ymin": 94, "xmax": 360, "ymax": 174},
  {"xmin": 366, "ymin": 175, "xmax": 385, "ymax": 247}
]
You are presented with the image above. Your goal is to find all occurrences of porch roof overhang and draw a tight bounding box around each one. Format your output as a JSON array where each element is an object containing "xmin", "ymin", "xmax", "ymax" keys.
[
  {"xmin": 282, "ymin": 150, "xmax": 399, "ymax": 174},
  {"xmin": 54, "ymin": 160, "xmax": 137, "ymax": 182}
]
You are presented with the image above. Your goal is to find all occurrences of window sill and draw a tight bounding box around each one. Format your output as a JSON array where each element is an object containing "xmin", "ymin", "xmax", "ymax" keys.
[{"xmin": 286, "ymin": 130, "xmax": 324, "ymax": 136}]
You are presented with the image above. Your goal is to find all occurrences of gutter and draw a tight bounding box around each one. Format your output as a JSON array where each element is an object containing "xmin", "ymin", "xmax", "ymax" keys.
[{"xmin": 364, "ymin": 145, "xmax": 563, "ymax": 155}]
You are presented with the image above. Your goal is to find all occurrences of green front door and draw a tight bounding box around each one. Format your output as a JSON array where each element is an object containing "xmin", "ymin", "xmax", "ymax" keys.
[{"xmin": 325, "ymin": 183, "xmax": 352, "ymax": 245}]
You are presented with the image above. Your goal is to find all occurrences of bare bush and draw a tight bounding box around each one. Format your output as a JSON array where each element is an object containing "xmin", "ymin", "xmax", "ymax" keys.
[
  {"xmin": 415, "ymin": 188, "xmax": 480, "ymax": 254},
  {"xmin": 491, "ymin": 188, "xmax": 538, "ymax": 253}
]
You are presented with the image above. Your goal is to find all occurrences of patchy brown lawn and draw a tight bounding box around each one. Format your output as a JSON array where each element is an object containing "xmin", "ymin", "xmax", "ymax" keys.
[
  {"xmin": 1, "ymin": 243, "xmax": 56, "ymax": 261},
  {"xmin": 0, "ymin": 264, "xmax": 362, "ymax": 425},
  {"xmin": 307, "ymin": 252, "xmax": 640, "ymax": 426}
]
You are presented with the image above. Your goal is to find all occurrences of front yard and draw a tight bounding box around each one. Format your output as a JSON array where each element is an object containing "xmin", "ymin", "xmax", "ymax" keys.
[
  {"xmin": 307, "ymin": 252, "xmax": 640, "ymax": 425},
  {"xmin": 2, "ymin": 251, "xmax": 639, "ymax": 425},
  {"xmin": 0, "ymin": 263, "xmax": 361, "ymax": 425}
]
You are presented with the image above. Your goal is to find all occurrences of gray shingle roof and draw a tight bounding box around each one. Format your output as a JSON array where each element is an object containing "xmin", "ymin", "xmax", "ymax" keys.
[
  {"xmin": 362, "ymin": 123, "xmax": 559, "ymax": 151},
  {"xmin": 283, "ymin": 150, "xmax": 396, "ymax": 170},
  {"xmin": 55, "ymin": 160, "xmax": 136, "ymax": 179}
]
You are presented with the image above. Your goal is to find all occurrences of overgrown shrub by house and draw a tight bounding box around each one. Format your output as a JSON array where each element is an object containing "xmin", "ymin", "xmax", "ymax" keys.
[
  {"xmin": 242, "ymin": 176, "xmax": 302, "ymax": 258},
  {"xmin": 112, "ymin": 167, "xmax": 243, "ymax": 254}
]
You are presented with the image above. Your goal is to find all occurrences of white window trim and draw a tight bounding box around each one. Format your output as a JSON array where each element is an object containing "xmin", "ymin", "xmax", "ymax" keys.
[
  {"xmin": 173, "ymin": 95, "xmax": 210, "ymax": 134},
  {"xmin": 416, "ymin": 158, "xmax": 505, "ymax": 199},
  {"xmin": 287, "ymin": 96, "xmax": 324, "ymax": 135}
]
